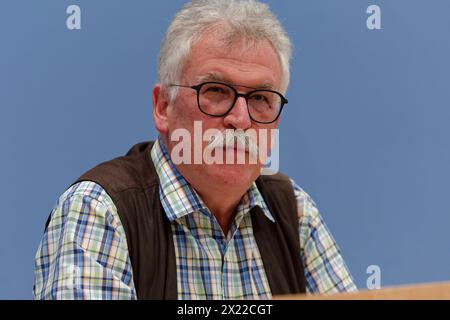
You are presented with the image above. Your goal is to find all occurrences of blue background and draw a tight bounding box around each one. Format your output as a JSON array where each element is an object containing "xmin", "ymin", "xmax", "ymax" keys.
[{"xmin": 1, "ymin": 0, "xmax": 449, "ymax": 299}]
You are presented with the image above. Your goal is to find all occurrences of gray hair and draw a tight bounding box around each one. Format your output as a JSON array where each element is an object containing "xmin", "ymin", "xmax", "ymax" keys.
[{"xmin": 158, "ymin": 0, "xmax": 292, "ymax": 101}]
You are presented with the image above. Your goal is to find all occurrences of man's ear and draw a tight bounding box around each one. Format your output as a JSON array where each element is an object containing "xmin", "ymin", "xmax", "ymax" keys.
[{"xmin": 153, "ymin": 84, "xmax": 170, "ymax": 134}]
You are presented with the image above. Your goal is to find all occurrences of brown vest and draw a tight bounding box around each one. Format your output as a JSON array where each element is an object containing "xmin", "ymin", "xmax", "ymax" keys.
[{"xmin": 65, "ymin": 141, "xmax": 306, "ymax": 299}]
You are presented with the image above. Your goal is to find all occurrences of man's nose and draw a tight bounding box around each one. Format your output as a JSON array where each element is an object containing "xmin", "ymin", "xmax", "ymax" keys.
[{"xmin": 223, "ymin": 96, "xmax": 252, "ymax": 129}]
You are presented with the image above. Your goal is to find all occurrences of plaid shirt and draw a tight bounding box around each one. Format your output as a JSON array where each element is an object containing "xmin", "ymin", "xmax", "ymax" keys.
[{"xmin": 34, "ymin": 138, "xmax": 357, "ymax": 299}]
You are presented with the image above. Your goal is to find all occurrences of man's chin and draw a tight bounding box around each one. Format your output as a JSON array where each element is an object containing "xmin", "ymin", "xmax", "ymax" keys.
[{"xmin": 201, "ymin": 163, "xmax": 261, "ymax": 186}]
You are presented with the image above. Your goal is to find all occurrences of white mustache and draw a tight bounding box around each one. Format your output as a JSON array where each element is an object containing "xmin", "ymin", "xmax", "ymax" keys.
[{"xmin": 207, "ymin": 130, "xmax": 259, "ymax": 159}]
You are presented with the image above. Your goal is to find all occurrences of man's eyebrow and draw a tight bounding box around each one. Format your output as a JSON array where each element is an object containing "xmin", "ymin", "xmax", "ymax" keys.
[
  {"xmin": 253, "ymin": 83, "xmax": 275, "ymax": 90},
  {"xmin": 196, "ymin": 73, "xmax": 275, "ymax": 90},
  {"xmin": 196, "ymin": 72, "xmax": 225, "ymax": 83}
]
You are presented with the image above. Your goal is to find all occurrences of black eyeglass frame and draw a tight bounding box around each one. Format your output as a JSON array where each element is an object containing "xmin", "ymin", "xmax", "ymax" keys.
[{"xmin": 169, "ymin": 81, "xmax": 288, "ymax": 124}]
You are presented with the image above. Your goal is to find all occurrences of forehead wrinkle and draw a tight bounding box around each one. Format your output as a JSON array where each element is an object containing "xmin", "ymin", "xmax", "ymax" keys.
[
  {"xmin": 196, "ymin": 72, "xmax": 275, "ymax": 90},
  {"xmin": 186, "ymin": 35, "xmax": 281, "ymax": 90}
]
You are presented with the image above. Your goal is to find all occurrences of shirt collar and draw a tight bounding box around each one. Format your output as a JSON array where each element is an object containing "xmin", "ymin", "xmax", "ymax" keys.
[{"xmin": 150, "ymin": 136, "xmax": 275, "ymax": 223}]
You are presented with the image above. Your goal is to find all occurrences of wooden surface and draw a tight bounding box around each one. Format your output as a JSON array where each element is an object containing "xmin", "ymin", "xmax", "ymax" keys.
[{"xmin": 274, "ymin": 282, "xmax": 450, "ymax": 300}]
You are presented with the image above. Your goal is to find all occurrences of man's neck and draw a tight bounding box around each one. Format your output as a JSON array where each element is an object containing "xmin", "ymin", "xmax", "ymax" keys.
[{"xmin": 193, "ymin": 183, "xmax": 248, "ymax": 236}]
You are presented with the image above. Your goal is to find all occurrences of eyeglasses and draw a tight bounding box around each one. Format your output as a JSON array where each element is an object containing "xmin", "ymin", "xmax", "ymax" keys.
[{"xmin": 169, "ymin": 81, "xmax": 288, "ymax": 124}]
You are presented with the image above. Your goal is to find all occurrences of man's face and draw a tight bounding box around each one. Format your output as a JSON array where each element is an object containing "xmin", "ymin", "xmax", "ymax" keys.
[{"xmin": 159, "ymin": 33, "xmax": 283, "ymax": 190}]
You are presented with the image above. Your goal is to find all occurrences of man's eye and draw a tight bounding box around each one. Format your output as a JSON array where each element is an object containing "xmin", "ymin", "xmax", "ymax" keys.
[
  {"xmin": 250, "ymin": 94, "xmax": 268, "ymax": 102},
  {"xmin": 205, "ymin": 86, "xmax": 225, "ymax": 94}
]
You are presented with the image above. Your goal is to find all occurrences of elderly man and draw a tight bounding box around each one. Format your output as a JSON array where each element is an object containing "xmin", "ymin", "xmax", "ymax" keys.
[{"xmin": 34, "ymin": 0, "xmax": 356, "ymax": 299}]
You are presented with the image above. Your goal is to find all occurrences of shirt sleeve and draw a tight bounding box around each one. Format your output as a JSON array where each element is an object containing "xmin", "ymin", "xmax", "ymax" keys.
[
  {"xmin": 33, "ymin": 181, "xmax": 137, "ymax": 300},
  {"xmin": 291, "ymin": 179, "xmax": 358, "ymax": 294}
]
